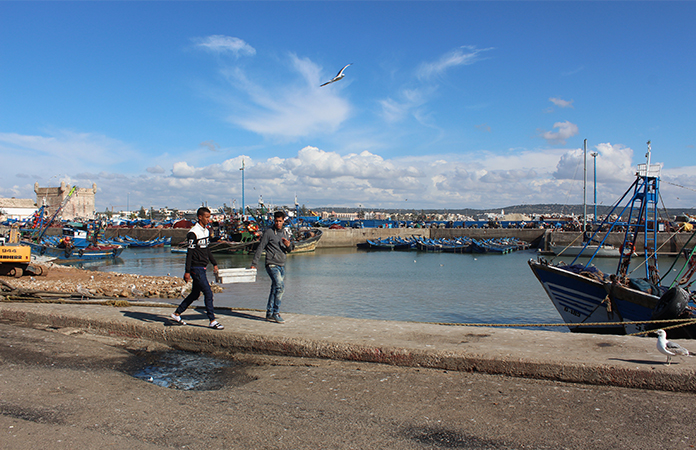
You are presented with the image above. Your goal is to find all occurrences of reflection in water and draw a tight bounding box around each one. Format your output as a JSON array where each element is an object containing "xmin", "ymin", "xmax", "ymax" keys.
[{"xmin": 66, "ymin": 246, "xmax": 684, "ymax": 331}]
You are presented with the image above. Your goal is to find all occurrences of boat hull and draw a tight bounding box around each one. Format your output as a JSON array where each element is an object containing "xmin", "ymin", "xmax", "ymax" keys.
[
  {"xmin": 528, "ymin": 259, "xmax": 696, "ymax": 337},
  {"xmin": 551, "ymin": 245, "xmax": 620, "ymax": 258},
  {"xmin": 529, "ymin": 259, "xmax": 624, "ymax": 333},
  {"xmin": 27, "ymin": 242, "xmax": 124, "ymax": 261},
  {"xmin": 291, "ymin": 229, "xmax": 323, "ymax": 254},
  {"xmin": 208, "ymin": 240, "xmax": 258, "ymax": 254}
]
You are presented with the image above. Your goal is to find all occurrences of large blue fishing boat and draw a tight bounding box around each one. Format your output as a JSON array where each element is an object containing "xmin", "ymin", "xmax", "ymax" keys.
[{"xmin": 529, "ymin": 142, "xmax": 696, "ymax": 338}]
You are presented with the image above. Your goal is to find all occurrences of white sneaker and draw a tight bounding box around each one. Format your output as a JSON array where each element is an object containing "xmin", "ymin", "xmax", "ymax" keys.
[
  {"xmin": 209, "ymin": 321, "xmax": 224, "ymax": 330},
  {"xmin": 170, "ymin": 313, "xmax": 187, "ymax": 325}
]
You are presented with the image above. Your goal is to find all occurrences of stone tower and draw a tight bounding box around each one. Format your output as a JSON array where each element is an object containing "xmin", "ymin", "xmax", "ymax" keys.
[{"xmin": 34, "ymin": 182, "xmax": 97, "ymax": 221}]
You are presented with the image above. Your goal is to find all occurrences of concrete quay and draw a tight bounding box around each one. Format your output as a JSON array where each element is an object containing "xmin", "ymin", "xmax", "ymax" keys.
[
  {"xmin": 2, "ymin": 300, "xmax": 695, "ymax": 393},
  {"xmin": 26, "ymin": 225, "xmax": 695, "ymax": 252}
]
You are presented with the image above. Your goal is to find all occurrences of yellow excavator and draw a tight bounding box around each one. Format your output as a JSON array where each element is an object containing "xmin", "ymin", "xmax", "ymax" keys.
[{"xmin": 0, "ymin": 224, "xmax": 44, "ymax": 277}]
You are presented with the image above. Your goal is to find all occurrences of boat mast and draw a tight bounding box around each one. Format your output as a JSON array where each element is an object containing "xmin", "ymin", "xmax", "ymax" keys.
[
  {"xmin": 583, "ymin": 139, "xmax": 587, "ymax": 235},
  {"xmin": 616, "ymin": 140, "xmax": 660, "ymax": 283},
  {"xmin": 591, "ymin": 151, "xmax": 598, "ymax": 224}
]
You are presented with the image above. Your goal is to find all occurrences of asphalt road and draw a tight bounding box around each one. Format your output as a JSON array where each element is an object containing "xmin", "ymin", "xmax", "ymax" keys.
[{"xmin": 1, "ymin": 321, "xmax": 694, "ymax": 450}]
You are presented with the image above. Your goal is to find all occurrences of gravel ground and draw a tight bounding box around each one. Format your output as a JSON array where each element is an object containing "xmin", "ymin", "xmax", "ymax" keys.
[{"xmin": 2, "ymin": 321, "xmax": 696, "ymax": 450}]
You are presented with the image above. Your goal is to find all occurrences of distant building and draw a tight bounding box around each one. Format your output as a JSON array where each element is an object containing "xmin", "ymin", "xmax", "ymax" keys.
[
  {"xmin": 501, "ymin": 213, "xmax": 532, "ymax": 222},
  {"xmin": 0, "ymin": 198, "xmax": 36, "ymax": 220},
  {"xmin": 34, "ymin": 182, "xmax": 97, "ymax": 220},
  {"xmin": 321, "ymin": 211, "xmax": 358, "ymax": 220}
]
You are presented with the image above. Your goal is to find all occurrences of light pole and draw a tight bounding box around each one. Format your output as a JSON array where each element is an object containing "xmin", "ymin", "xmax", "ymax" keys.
[
  {"xmin": 240, "ymin": 160, "xmax": 245, "ymax": 217},
  {"xmin": 591, "ymin": 152, "xmax": 598, "ymax": 224}
]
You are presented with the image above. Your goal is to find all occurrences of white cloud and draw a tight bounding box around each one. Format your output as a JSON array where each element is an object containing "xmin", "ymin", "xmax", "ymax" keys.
[
  {"xmin": 146, "ymin": 165, "xmax": 165, "ymax": 174},
  {"xmin": 417, "ymin": 46, "xmax": 493, "ymax": 81},
  {"xmin": 379, "ymin": 46, "xmax": 490, "ymax": 124},
  {"xmin": 553, "ymin": 142, "xmax": 634, "ymax": 183},
  {"xmin": 199, "ymin": 140, "xmax": 220, "ymax": 152},
  {"xmin": 192, "ymin": 35, "xmax": 256, "ymax": 57},
  {"xmin": 3, "ymin": 131, "xmax": 695, "ymax": 211},
  {"xmin": 379, "ymin": 87, "xmax": 432, "ymax": 123},
  {"xmin": 217, "ymin": 54, "xmax": 352, "ymax": 139},
  {"xmin": 540, "ymin": 121, "xmax": 579, "ymax": 145},
  {"xmin": 549, "ymin": 97, "xmax": 574, "ymax": 108}
]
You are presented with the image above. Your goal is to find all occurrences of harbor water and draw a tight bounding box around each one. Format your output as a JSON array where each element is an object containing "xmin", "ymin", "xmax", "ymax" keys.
[{"xmin": 71, "ymin": 247, "xmax": 685, "ymax": 332}]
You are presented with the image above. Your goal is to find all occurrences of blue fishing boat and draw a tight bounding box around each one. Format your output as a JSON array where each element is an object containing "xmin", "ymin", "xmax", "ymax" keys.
[
  {"xmin": 415, "ymin": 237, "xmax": 471, "ymax": 253},
  {"xmin": 529, "ymin": 142, "xmax": 696, "ymax": 338},
  {"xmin": 27, "ymin": 241, "xmax": 124, "ymax": 261},
  {"xmin": 357, "ymin": 236, "xmax": 417, "ymax": 250},
  {"xmin": 111, "ymin": 236, "xmax": 172, "ymax": 248}
]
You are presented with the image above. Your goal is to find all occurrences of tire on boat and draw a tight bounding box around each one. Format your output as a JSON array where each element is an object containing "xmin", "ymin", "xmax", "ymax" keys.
[{"xmin": 651, "ymin": 286, "xmax": 689, "ymax": 321}]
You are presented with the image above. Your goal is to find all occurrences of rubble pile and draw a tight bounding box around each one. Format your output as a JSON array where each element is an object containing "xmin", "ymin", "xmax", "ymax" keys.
[{"xmin": 2, "ymin": 263, "xmax": 223, "ymax": 299}]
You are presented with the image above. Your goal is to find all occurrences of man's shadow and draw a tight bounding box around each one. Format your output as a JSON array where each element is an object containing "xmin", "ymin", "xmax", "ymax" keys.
[
  {"xmin": 123, "ymin": 310, "xmax": 172, "ymax": 325},
  {"xmin": 122, "ymin": 308, "xmax": 267, "ymax": 326},
  {"xmin": 195, "ymin": 306, "xmax": 267, "ymax": 322}
]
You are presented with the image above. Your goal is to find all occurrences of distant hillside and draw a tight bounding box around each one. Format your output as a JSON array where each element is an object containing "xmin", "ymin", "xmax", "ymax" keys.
[{"xmin": 313, "ymin": 204, "xmax": 696, "ymax": 218}]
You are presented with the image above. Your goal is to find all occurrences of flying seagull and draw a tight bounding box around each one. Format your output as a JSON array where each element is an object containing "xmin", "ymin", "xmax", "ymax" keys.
[
  {"xmin": 656, "ymin": 329, "xmax": 693, "ymax": 365},
  {"xmin": 320, "ymin": 63, "xmax": 352, "ymax": 87}
]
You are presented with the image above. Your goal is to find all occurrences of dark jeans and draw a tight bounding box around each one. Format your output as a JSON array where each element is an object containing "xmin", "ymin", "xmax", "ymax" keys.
[{"xmin": 175, "ymin": 267, "xmax": 215, "ymax": 321}]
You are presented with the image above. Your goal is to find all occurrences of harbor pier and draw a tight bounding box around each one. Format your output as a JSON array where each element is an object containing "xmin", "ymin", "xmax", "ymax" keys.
[{"xmin": 1, "ymin": 301, "xmax": 694, "ymax": 393}]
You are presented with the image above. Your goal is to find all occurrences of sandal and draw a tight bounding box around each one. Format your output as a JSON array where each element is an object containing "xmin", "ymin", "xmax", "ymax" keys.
[
  {"xmin": 170, "ymin": 313, "xmax": 187, "ymax": 325},
  {"xmin": 209, "ymin": 321, "xmax": 224, "ymax": 330}
]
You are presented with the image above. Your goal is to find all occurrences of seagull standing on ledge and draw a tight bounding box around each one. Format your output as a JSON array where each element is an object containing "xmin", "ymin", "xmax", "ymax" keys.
[
  {"xmin": 76, "ymin": 284, "xmax": 92, "ymax": 300},
  {"xmin": 656, "ymin": 329, "xmax": 693, "ymax": 365},
  {"xmin": 320, "ymin": 63, "xmax": 352, "ymax": 87}
]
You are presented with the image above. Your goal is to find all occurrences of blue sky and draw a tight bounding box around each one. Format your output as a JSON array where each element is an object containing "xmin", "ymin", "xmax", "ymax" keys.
[{"xmin": 1, "ymin": 1, "xmax": 695, "ymax": 213}]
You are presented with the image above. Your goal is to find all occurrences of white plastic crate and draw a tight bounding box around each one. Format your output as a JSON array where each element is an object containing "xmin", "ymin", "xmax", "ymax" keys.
[{"xmin": 215, "ymin": 268, "xmax": 257, "ymax": 284}]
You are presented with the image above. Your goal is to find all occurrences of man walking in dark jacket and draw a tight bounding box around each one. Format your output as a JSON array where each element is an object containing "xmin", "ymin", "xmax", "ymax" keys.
[
  {"xmin": 171, "ymin": 207, "xmax": 224, "ymax": 329},
  {"xmin": 251, "ymin": 211, "xmax": 294, "ymax": 323}
]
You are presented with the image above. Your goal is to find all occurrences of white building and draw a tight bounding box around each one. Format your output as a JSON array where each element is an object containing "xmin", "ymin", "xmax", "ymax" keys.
[{"xmin": 0, "ymin": 198, "xmax": 37, "ymax": 220}]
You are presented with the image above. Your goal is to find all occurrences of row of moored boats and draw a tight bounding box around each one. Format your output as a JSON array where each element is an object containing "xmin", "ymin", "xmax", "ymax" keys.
[{"xmin": 357, "ymin": 236, "xmax": 530, "ymax": 254}]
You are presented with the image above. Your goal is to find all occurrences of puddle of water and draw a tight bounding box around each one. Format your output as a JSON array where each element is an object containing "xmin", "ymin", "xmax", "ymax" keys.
[{"xmin": 129, "ymin": 350, "xmax": 250, "ymax": 391}]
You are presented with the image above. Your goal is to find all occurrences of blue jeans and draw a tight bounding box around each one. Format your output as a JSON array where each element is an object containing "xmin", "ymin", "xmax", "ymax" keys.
[
  {"xmin": 265, "ymin": 264, "xmax": 285, "ymax": 316},
  {"xmin": 176, "ymin": 267, "xmax": 215, "ymax": 321}
]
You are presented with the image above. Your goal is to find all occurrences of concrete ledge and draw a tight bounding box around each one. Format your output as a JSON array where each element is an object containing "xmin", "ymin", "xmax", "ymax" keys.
[{"xmin": 2, "ymin": 301, "xmax": 695, "ymax": 392}]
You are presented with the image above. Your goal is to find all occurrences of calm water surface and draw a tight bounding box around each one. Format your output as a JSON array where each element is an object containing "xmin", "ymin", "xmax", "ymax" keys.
[{"xmin": 71, "ymin": 247, "xmax": 685, "ymax": 331}]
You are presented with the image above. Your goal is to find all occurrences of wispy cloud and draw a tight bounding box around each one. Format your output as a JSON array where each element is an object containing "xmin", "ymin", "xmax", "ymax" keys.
[
  {"xmin": 199, "ymin": 140, "xmax": 220, "ymax": 152},
  {"xmin": 562, "ymin": 66, "xmax": 584, "ymax": 76},
  {"xmin": 379, "ymin": 88, "xmax": 431, "ymax": 123},
  {"xmin": 549, "ymin": 97, "xmax": 574, "ymax": 108},
  {"xmin": 220, "ymin": 54, "xmax": 352, "ymax": 139},
  {"xmin": 417, "ymin": 45, "xmax": 493, "ymax": 81},
  {"xmin": 0, "ymin": 130, "xmax": 140, "ymax": 172},
  {"xmin": 192, "ymin": 35, "xmax": 256, "ymax": 57},
  {"xmin": 146, "ymin": 165, "xmax": 165, "ymax": 174},
  {"xmin": 379, "ymin": 46, "xmax": 491, "ymax": 124}
]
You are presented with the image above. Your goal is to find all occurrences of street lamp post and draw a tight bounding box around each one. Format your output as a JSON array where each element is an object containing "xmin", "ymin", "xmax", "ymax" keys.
[{"xmin": 240, "ymin": 160, "xmax": 245, "ymax": 217}]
